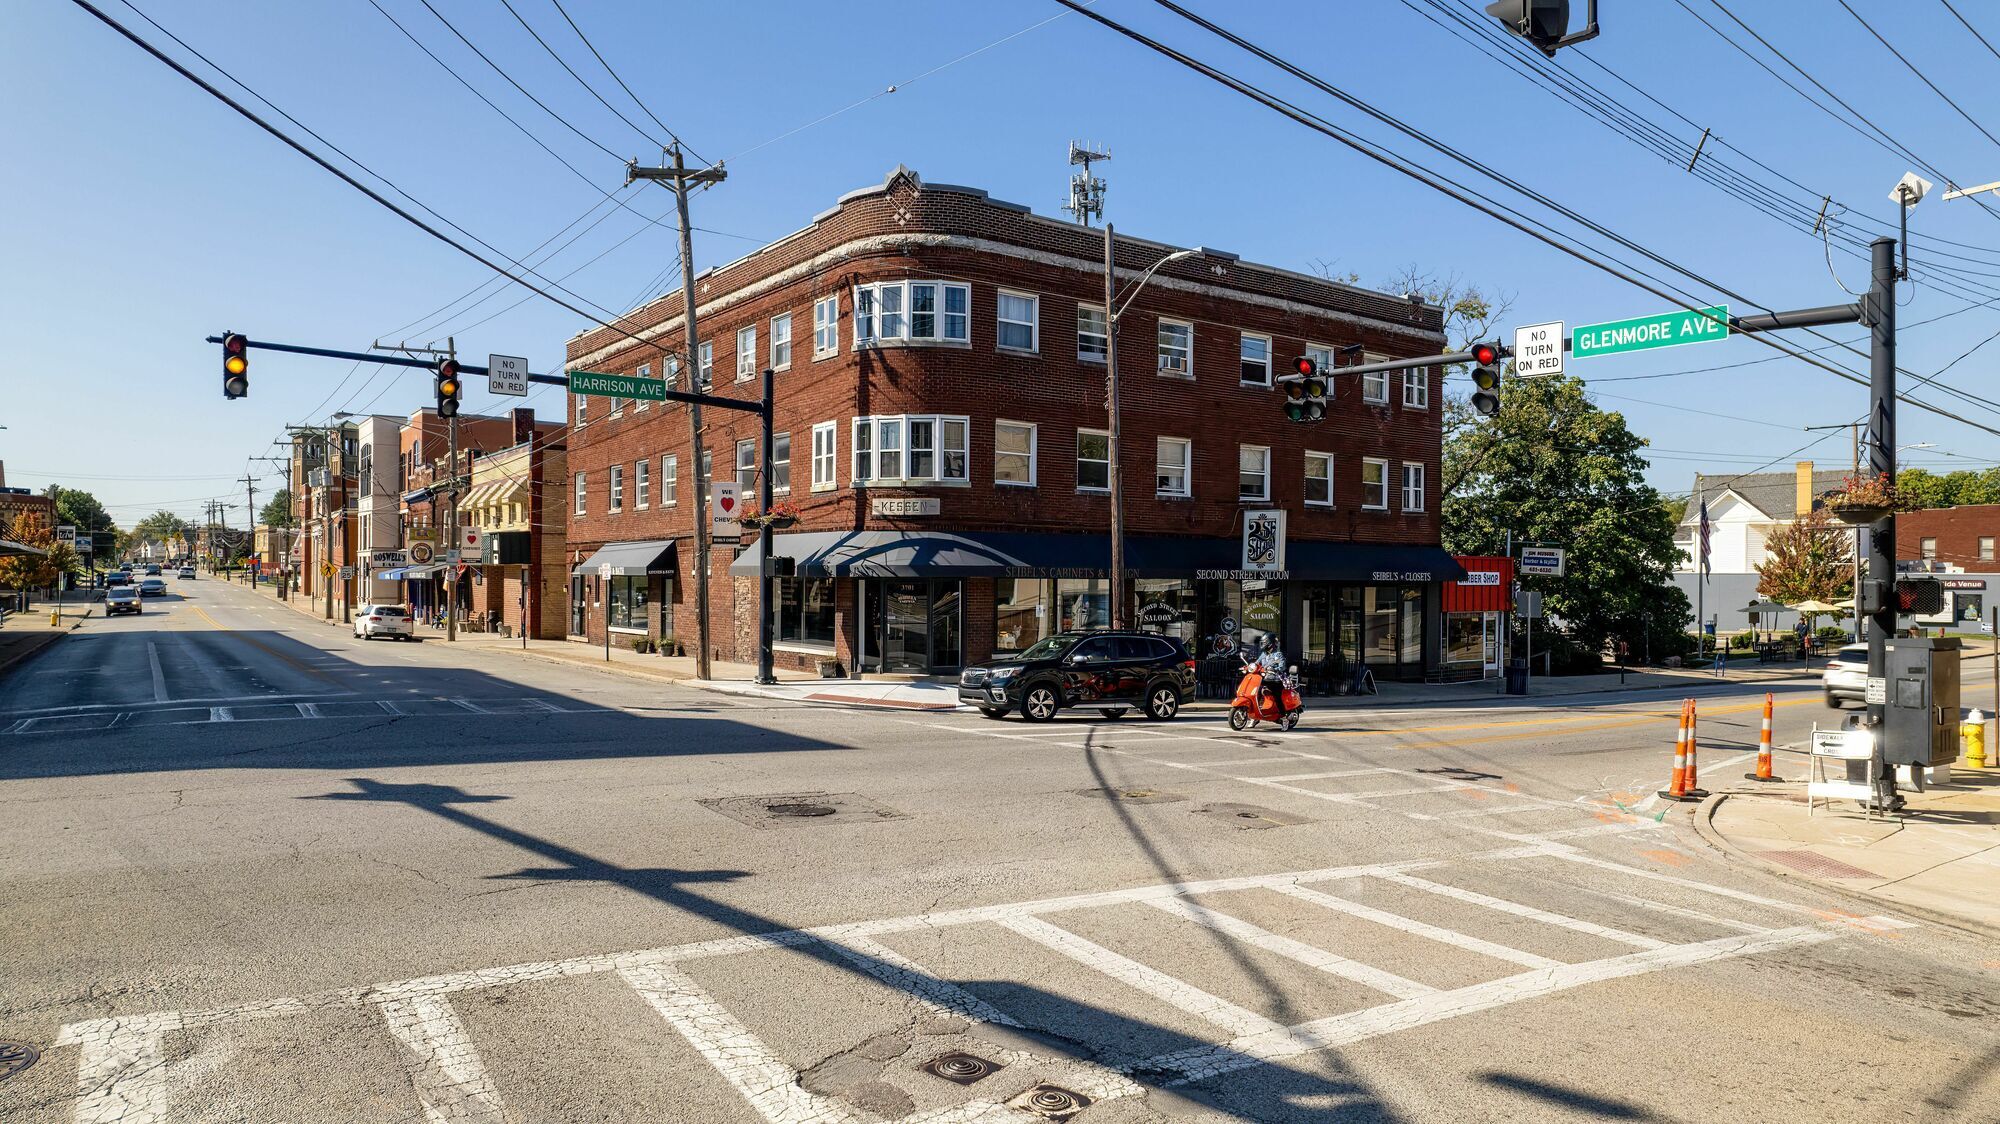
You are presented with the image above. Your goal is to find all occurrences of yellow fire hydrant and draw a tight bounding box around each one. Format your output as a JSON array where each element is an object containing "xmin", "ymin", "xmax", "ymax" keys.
[{"xmin": 1964, "ymin": 708, "xmax": 1987, "ymax": 769}]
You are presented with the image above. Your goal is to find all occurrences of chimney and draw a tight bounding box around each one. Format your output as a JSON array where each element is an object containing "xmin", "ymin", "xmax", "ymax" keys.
[
  {"xmin": 511, "ymin": 407, "xmax": 535, "ymax": 448},
  {"xmin": 0, "ymin": 459, "xmax": 7, "ymax": 488},
  {"xmin": 1795, "ymin": 461, "xmax": 1814, "ymax": 516}
]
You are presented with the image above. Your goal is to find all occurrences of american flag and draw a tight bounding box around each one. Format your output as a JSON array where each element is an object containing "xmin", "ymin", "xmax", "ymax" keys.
[{"xmin": 1697, "ymin": 496, "xmax": 1712, "ymax": 581}]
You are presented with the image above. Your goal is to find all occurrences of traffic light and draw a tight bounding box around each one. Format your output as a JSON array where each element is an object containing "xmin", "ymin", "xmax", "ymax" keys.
[
  {"xmin": 1895, "ymin": 578, "xmax": 1944, "ymax": 616},
  {"xmin": 435, "ymin": 358, "xmax": 462, "ymax": 418},
  {"xmin": 222, "ymin": 333, "xmax": 249, "ymax": 399},
  {"xmin": 1296, "ymin": 356, "xmax": 1327, "ymax": 422},
  {"xmin": 1485, "ymin": 0, "xmax": 1573, "ymax": 55},
  {"xmin": 1469, "ymin": 341, "xmax": 1503, "ymax": 417},
  {"xmin": 1278, "ymin": 358, "xmax": 1307, "ymax": 422}
]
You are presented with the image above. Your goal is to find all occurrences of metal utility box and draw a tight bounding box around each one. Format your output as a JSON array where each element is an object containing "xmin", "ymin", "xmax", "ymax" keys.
[{"xmin": 1882, "ymin": 636, "xmax": 1960, "ymax": 767}]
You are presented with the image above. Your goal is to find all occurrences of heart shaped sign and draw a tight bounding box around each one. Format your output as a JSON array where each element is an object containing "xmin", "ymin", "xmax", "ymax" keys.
[{"xmin": 720, "ymin": 495, "xmax": 736, "ymax": 513}]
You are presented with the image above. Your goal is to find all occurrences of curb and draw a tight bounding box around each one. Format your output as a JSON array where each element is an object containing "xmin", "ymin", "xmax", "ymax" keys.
[
  {"xmin": 0, "ymin": 630, "xmax": 66, "ymax": 683},
  {"xmin": 1688, "ymin": 791, "xmax": 2000, "ymax": 943}
]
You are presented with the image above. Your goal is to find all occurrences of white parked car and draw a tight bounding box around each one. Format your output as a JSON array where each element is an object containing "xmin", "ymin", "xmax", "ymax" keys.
[
  {"xmin": 1823, "ymin": 644, "xmax": 1869, "ymax": 708},
  {"xmin": 353, "ymin": 604, "xmax": 414, "ymax": 641}
]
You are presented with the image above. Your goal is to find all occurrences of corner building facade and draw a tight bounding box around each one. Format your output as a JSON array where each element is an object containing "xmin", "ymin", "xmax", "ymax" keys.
[{"xmin": 563, "ymin": 167, "xmax": 1466, "ymax": 682}]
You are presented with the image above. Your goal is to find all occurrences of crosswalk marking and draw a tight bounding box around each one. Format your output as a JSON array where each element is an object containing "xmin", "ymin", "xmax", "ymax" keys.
[
  {"xmin": 1372, "ymin": 872, "xmax": 1669, "ymax": 950},
  {"xmin": 997, "ymin": 914, "xmax": 1284, "ymax": 1037},
  {"xmin": 376, "ymin": 992, "xmax": 507, "ymax": 1124},
  {"xmin": 1144, "ymin": 897, "xmax": 1438, "ymax": 999},
  {"xmin": 1268, "ymin": 883, "xmax": 1565, "ymax": 970}
]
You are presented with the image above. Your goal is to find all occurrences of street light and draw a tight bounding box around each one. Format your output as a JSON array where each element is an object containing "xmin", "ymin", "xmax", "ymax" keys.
[{"xmin": 1103, "ymin": 226, "xmax": 1207, "ymax": 629}]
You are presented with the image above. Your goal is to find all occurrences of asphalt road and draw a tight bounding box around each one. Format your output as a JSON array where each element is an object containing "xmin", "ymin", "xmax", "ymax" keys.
[{"xmin": 1, "ymin": 576, "xmax": 1994, "ymax": 1123}]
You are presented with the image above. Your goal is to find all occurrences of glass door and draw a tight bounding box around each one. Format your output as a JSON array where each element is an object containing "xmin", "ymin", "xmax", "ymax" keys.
[
  {"xmin": 569, "ymin": 575, "xmax": 586, "ymax": 636},
  {"xmin": 880, "ymin": 579, "xmax": 929, "ymax": 673}
]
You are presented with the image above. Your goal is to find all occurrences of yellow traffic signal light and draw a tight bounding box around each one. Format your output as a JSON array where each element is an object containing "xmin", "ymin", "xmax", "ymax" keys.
[
  {"xmin": 436, "ymin": 359, "xmax": 462, "ymax": 418},
  {"xmin": 222, "ymin": 333, "xmax": 249, "ymax": 399}
]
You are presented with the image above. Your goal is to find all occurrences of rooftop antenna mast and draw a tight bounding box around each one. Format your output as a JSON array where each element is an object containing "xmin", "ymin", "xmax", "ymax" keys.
[{"xmin": 1065, "ymin": 141, "xmax": 1110, "ymax": 226}]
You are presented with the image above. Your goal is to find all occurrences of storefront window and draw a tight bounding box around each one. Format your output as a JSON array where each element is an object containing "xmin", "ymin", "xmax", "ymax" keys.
[
  {"xmin": 1241, "ymin": 582, "xmax": 1283, "ymax": 653},
  {"xmin": 1306, "ymin": 586, "xmax": 1333, "ymax": 660},
  {"xmin": 1400, "ymin": 587, "xmax": 1424, "ymax": 665},
  {"xmin": 1135, "ymin": 578, "xmax": 1199, "ymax": 644},
  {"xmin": 994, "ymin": 577, "xmax": 1050, "ymax": 653},
  {"xmin": 1363, "ymin": 587, "xmax": 1397, "ymax": 665},
  {"xmin": 607, "ymin": 575, "xmax": 648, "ymax": 630},
  {"xmin": 1444, "ymin": 613, "xmax": 1485, "ymax": 665},
  {"xmin": 777, "ymin": 577, "xmax": 835, "ymax": 646},
  {"xmin": 1057, "ymin": 578, "xmax": 1109, "ymax": 632}
]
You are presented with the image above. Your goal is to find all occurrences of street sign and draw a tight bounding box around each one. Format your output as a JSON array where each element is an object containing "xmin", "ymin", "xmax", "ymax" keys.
[
  {"xmin": 457, "ymin": 526, "xmax": 483, "ymax": 557},
  {"xmin": 1512, "ymin": 321, "xmax": 1564, "ymax": 378},
  {"xmin": 1517, "ymin": 590, "xmax": 1543, "ymax": 619},
  {"xmin": 369, "ymin": 551, "xmax": 408, "ymax": 568},
  {"xmin": 487, "ymin": 353, "xmax": 530, "ymax": 397},
  {"xmin": 337, "ymin": 565, "xmax": 354, "ymax": 580},
  {"xmin": 568, "ymin": 369, "xmax": 666, "ymax": 401},
  {"xmin": 55, "ymin": 526, "xmax": 76, "ymax": 548},
  {"xmin": 711, "ymin": 481, "xmax": 742, "ymax": 538},
  {"xmin": 320, "ymin": 562, "xmax": 335, "ymax": 578},
  {"xmin": 1520, "ymin": 546, "xmax": 1566, "ymax": 576},
  {"xmin": 1865, "ymin": 677, "xmax": 1887, "ymax": 706},
  {"xmin": 1572, "ymin": 305, "xmax": 1728, "ymax": 359}
]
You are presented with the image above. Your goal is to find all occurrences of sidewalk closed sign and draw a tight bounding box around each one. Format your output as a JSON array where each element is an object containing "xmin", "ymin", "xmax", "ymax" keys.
[{"xmin": 1520, "ymin": 547, "xmax": 1566, "ymax": 576}]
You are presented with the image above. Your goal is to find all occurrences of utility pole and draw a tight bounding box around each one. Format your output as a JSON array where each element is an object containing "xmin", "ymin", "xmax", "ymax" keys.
[
  {"xmin": 1105, "ymin": 221, "xmax": 1126, "ymax": 629},
  {"xmin": 241, "ymin": 471, "xmax": 258, "ymax": 588},
  {"xmin": 1864, "ymin": 236, "xmax": 1897, "ymax": 800},
  {"xmin": 322, "ymin": 432, "xmax": 335, "ymax": 621},
  {"xmin": 446, "ymin": 337, "xmax": 460, "ymax": 643},
  {"xmin": 628, "ymin": 143, "xmax": 726, "ymax": 679}
]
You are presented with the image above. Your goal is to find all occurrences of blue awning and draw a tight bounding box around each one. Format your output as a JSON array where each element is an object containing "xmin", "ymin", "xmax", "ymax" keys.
[
  {"xmin": 376, "ymin": 566, "xmax": 414, "ymax": 580},
  {"xmin": 571, "ymin": 539, "xmax": 677, "ymax": 578}
]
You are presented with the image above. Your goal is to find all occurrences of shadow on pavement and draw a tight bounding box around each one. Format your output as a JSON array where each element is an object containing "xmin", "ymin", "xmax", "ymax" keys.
[{"xmin": 1478, "ymin": 1071, "xmax": 1661, "ymax": 1119}]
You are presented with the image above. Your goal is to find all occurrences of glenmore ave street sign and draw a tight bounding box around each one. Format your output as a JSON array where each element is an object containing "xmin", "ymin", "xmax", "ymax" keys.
[
  {"xmin": 1572, "ymin": 305, "xmax": 1728, "ymax": 359},
  {"xmin": 568, "ymin": 370, "xmax": 666, "ymax": 401}
]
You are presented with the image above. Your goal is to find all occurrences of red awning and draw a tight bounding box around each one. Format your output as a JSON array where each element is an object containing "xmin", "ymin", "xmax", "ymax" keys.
[{"xmin": 1443, "ymin": 556, "xmax": 1513, "ymax": 612}]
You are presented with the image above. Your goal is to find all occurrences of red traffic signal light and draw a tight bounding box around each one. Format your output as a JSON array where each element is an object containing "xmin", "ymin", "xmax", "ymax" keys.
[
  {"xmin": 1293, "ymin": 355, "xmax": 1318, "ymax": 378},
  {"xmin": 222, "ymin": 333, "xmax": 249, "ymax": 399},
  {"xmin": 1469, "ymin": 342, "xmax": 1500, "ymax": 366}
]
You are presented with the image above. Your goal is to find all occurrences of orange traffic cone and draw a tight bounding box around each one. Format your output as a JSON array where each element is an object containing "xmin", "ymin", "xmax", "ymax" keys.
[
  {"xmin": 1684, "ymin": 698, "xmax": 1709, "ymax": 800},
  {"xmin": 1659, "ymin": 698, "xmax": 1693, "ymax": 801},
  {"xmin": 1746, "ymin": 692, "xmax": 1780, "ymax": 781}
]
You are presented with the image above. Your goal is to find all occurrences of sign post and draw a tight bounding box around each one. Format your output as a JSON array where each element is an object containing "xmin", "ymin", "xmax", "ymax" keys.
[
  {"xmin": 599, "ymin": 561, "xmax": 613, "ymax": 662},
  {"xmin": 1572, "ymin": 306, "xmax": 1728, "ymax": 359}
]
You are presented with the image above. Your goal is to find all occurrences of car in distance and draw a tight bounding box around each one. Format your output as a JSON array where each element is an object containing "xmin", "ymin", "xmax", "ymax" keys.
[
  {"xmin": 104, "ymin": 587, "xmax": 142, "ymax": 616},
  {"xmin": 177, "ymin": 567, "xmax": 196, "ymax": 579},
  {"xmin": 143, "ymin": 564, "xmax": 162, "ymax": 576},
  {"xmin": 1823, "ymin": 643, "xmax": 1870, "ymax": 707},
  {"xmin": 138, "ymin": 577, "xmax": 168, "ymax": 597},
  {"xmin": 958, "ymin": 630, "xmax": 1196, "ymax": 722},
  {"xmin": 353, "ymin": 604, "xmax": 414, "ymax": 641},
  {"xmin": 104, "ymin": 571, "xmax": 131, "ymax": 587}
]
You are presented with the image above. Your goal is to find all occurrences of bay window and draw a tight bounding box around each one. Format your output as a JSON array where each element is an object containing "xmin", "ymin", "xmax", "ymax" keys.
[
  {"xmin": 850, "ymin": 415, "xmax": 969, "ymax": 485},
  {"xmin": 853, "ymin": 280, "xmax": 970, "ymax": 345}
]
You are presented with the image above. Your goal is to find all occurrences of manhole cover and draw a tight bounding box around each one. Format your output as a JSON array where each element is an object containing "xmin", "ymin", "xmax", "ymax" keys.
[
  {"xmin": 919, "ymin": 1051, "xmax": 1003, "ymax": 1085},
  {"xmin": 766, "ymin": 802, "xmax": 836, "ymax": 817},
  {"xmin": 1009, "ymin": 1084, "xmax": 1092, "ymax": 1120},
  {"xmin": 1758, "ymin": 849, "xmax": 1880, "ymax": 880},
  {"xmin": 0, "ymin": 1040, "xmax": 39, "ymax": 1082}
]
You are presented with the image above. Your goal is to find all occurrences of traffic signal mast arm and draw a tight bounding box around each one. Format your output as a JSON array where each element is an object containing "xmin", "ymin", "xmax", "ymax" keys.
[{"xmin": 203, "ymin": 334, "xmax": 768, "ymax": 417}]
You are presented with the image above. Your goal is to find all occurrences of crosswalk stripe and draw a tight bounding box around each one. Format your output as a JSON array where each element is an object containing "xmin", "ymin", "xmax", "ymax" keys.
[
  {"xmin": 1255, "ymin": 768, "xmax": 1398, "ymax": 783},
  {"xmin": 619, "ymin": 963, "xmax": 866, "ymax": 1124},
  {"xmin": 60, "ymin": 1014, "xmax": 179, "ymax": 1124},
  {"xmin": 375, "ymin": 993, "xmax": 507, "ymax": 1124},
  {"xmin": 1270, "ymin": 883, "xmax": 1563, "ymax": 970},
  {"xmin": 823, "ymin": 934, "xmax": 1023, "ymax": 1027},
  {"xmin": 1144, "ymin": 897, "xmax": 1438, "ymax": 1000},
  {"xmin": 996, "ymin": 914, "xmax": 1283, "ymax": 1038},
  {"xmin": 1373, "ymin": 872, "xmax": 1669, "ymax": 950},
  {"xmin": 210, "ymin": 707, "xmax": 233, "ymax": 722}
]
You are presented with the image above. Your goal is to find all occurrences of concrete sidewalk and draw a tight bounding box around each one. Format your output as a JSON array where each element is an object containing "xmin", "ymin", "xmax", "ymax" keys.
[{"xmin": 1695, "ymin": 764, "xmax": 2000, "ymax": 938}]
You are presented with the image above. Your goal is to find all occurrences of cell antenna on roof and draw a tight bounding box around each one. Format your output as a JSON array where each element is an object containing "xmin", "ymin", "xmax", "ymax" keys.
[{"xmin": 1064, "ymin": 141, "xmax": 1110, "ymax": 227}]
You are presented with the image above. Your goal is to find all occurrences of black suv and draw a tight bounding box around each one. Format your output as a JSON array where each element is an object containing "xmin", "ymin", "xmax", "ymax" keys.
[{"xmin": 959, "ymin": 631, "xmax": 1196, "ymax": 722}]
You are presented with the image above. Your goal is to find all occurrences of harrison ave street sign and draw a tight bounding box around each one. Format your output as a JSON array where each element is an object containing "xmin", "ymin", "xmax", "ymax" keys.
[{"xmin": 567, "ymin": 370, "xmax": 666, "ymax": 401}]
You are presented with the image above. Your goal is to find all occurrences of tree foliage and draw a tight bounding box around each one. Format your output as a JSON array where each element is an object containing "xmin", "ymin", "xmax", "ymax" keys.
[
  {"xmin": 45, "ymin": 485, "xmax": 114, "ymax": 536},
  {"xmin": 1442, "ymin": 374, "xmax": 1689, "ymax": 661},
  {"xmin": 1755, "ymin": 509, "xmax": 1854, "ymax": 604},
  {"xmin": 0, "ymin": 512, "xmax": 76, "ymax": 589},
  {"xmin": 1895, "ymin": 467, "xmax": 2000, "ymax": 510},
  {"xmin": 134, "ymin": 510, "xmax": 192, "ymax": 542},
  {"xmin": 260, "ymin": 489, "xmax": 295, "ymax": 529}
]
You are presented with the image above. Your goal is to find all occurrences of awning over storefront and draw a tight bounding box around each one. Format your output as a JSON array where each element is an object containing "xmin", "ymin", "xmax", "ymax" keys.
[
  {"xmin": 400, "ymin": 563, "xmax": 446, "ymax": 578},
  {"xmin": 571, "ymin": 539, "xmax": 676, "ymax": 577},
  {"xmin": 376, "ymin": 566, "xmax": 412, "ymax": 581},
  {"xmin": 0, "ymin": 539, "xmax": 45, "ymax": 558},
  {"xmin": 730, "ymin": 532, "xmax": 1460, "ymax": 581},
  {"xmin": 1284, "ymin": 542, "xmax": 1466, "ymax": 583}
]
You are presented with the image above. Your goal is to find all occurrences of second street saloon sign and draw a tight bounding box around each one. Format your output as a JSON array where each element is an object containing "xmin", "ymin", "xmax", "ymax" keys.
[{"xmin": 1201, "ymin": 510, "xmax": 1289, "ymax": 581}]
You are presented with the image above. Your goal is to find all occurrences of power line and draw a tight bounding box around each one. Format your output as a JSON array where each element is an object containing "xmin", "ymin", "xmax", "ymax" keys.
[
  {"xmin": 410, "ymin": 0, "xmax": 623, "ymax": 162},
  {"xmin": 1836, "ymin": 0, "xmax": 2000, "ymax": 154},
  {"xmin": 1940, "ymin": 0, "xmax": 2000, "ymax": 65},
  {"xmin": 494, "ymin": 0, "xmax": 667, "ymax": 152},
  {"xmin": 545, "ymin": 0, "xmax": 705, "ymax": 163}
]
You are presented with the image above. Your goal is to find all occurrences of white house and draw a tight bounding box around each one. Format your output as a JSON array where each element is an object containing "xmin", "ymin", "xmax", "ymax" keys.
[{"xmin": 1672, "ymin": 461, "xmax": 1854, "ymax": 632}]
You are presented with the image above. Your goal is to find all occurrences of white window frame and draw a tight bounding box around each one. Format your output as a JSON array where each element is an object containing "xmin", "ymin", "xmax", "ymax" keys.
[
  {"xmin": 1238, "ymin": 444, "xmax": 1270, "ymax": 501},
  {"xmin": 736, "ymin": 326, "xmax": 757, "ymax": 381},
  {"xmin": 635, "ymin": 362, "xmax": 652, "ymax": 411},
  {"xmin": 773, "ymin": 432, "xmax": 791, "ymax": 494},
  {"xmin": 811, "ymin": 422, "xmax": 837, "ymax": 491},
  {"xmin": 1402, "ymin": 367, "xmax": 1430, "ymax": 409},
  {"xmin": 575, "ymin": 394, "xmax": 588, "ymax": 426},
  {"xmin": 996, "ymin": 290, "xmax": 1039, "ymax": 353},
  {"xmin": 1304, "ymin": 451, "xmax": 1334, "ymax": 507},
  {"xmin": 1304, "ymin": 344, "xmax": 1334, "ymax": 375},
  {"xmin": 1983, "ymin": 536, "xmax": 1996, "ymax": 561},
  {"xmin": 1076, "ymin": 428, "xmax": 1111, "ymax": 493},
  {"xmin": 1158, "ymin": 318, "xmax": 1193, "ymax": 377},
  {"xmin": 813, "ymin": 296, "xmax": 839, "ymax": 358},
  {"xmin": 1402, "ymin": 461, "xmax": 1425, "ymax": 512},
  {"xmin": 849, "ymin": 415, "xmax": 970, "ymax": 486},
  {"xmin": 663, "ymin": 454, "xmax": 678, "ymax": 506},
  {"xmin": 995, "ymin": 420, "xmax": 1037, "ymax": 487},
  {"xmin": 769, "ymin": 313, "xmax": 792, "ymax": 370},
  {"xmin": 852, "ymin": 281, "xmax": 971, "ymax": 345},
  {"xmin": 636, "ymin": 458, "xmax": 650, "ymax": 509},
  {"xmin": 663, "ymin": 353, "xmax": 680, "ymax": 391},
  {"xmin": 1156, "ymin": 436, "xmax": 1191, "ymax": 498},
  {"xmin": 736, "ymin": 439, "xmax": 757, "ymax": 494},
  {"xmin": 1239, "ymin": 332, "xmax": 1272, "ymax": 388},
  {"xmin": 574, "ymin": 472, "xmax": 586, "ymax": 515},
  {"xmin": 609, "ymin": 465, "xmax": 624, "ymax": 513},
  {"xmin": 1362, "ymin": 457, "xmax": 1389, "ymax": 511},
  {"xmin": 1361, "ymin": 351, "xmax": 1390, "ymax": 404},
  {"xmin": 1077, "ymin": 304, "xmax": 1107, "ymax": 363},
  {"xmin": 698, "ymin": 341, "xmax": 713, "ymax": 390}
]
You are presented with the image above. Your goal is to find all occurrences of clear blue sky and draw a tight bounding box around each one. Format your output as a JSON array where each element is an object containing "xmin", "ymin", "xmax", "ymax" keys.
[{"xmin": 7, "ymin": 0, "xmax": 2000, "ymax": 526}]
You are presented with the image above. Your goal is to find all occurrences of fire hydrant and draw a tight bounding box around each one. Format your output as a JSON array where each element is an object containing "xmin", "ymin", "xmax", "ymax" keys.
[{"xmin": 1964, "ymin": 708, "xmax": 1987, "ymax": 769}]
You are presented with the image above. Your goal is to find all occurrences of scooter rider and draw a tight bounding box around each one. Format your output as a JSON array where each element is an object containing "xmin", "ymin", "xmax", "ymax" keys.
[{"xmin": 1254, "ymin": 634, "xmax": 1289, "ymax": 723}]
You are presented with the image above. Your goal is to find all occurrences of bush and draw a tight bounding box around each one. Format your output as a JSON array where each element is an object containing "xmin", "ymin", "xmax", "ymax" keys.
[
  {"xmin": 1814, "ymin": 625, "xmax": 1849, "ymax": 647},
  {"xmin": 1729, "ymin": 631, "xmax": 1755, "ymax": 651}
]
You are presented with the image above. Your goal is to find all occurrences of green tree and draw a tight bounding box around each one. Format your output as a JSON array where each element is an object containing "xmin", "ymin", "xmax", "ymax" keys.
[
  {"xmin": 1662, "ymin": 495, "xmax": 1689, "ymax": 527},
  {"xmin": 260, "ymin": 489, "xmax": 295, "ymax": 529},
  {"xmin": 1443, "ymin": 374, "xmax": 1690, "ymax": 663},
  {"xmin": 0, "ymin": 512, "xmax": 76, "ymax": 590},
  {"xmin": 1755, "ymin": 508, "xmax": 1853, "ymax": 603},
  {"xmin": 134, "ymin": 510, "xmax": 192, "ymax": 542}
]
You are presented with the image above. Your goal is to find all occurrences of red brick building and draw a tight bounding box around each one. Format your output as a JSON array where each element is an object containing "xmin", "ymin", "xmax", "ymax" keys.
[
  {"xmin": 561, "ymin": 166, "xmax": 1462, "ymax": 680},
  {"xmin": 1896, "ymin": 504, "xmax": 2000, "ymax": 571}
]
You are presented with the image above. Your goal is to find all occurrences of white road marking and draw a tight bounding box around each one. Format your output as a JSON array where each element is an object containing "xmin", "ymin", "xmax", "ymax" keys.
[
  {"xmin": 1255, "ymin": 768, "xmax": 1399, "ymax": 783},
  {"xmin": 822, "ymin": 934, "xmax": 1022, "ymax": 1027},
  {"xmin": 1373, "ymin": 872, "xmax": 1669, "ymax": 950},
  {"xmin": 1270, "ymin": 883, "xmax": 1564, "ymax": 970},
  {"xmin": 1144, "ymin": 896, "xmax": 1437, "ymax": 999},
  {"xmin": 145, "ymin": 642, "xmax": 167, "ymax": 703},
  {"xmin": 375, "ymin": 992, "xmax": 507, "ymax": 1124},
  {"xmin": 296, "ymin": 703, "xmax": 322, "ymax": 719},
  {"xmin": 1346, "ymin": 783, "xmax": 1477, "ymax": 800},
  {"xmin": 449, "ymin": 699, "xmax": 488, "ymax": 714},
  {"xmin": 379, "ymin": 701, "xmax": 406, "ymax": 716},
  {"xmin": 210, "ymin": 707, "xmax": 233, "ymax": 723},
  {"xmin": 996, "ymin": 914, "xmax": 1283, "ymax": 1037},
  {"xmin": 620, "ymin": 962, "xmax": 866, "ymax": 1124},
  {"xmin": 55, "ymin": 1014, "xmax": 180, "ymax": 1124},
  {"xmin": 1530, "ymin": 820, "xmax": 1658, "ymax": 841}
]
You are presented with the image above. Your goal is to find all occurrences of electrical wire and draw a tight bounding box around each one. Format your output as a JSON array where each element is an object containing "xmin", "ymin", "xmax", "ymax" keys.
[
  {"xmin": 545, "ymin": 0, "xmax": 705, "ymax": 163},
  {"xmin": 494, "ymin": 0, "xmax": 667, "ymax": 152},
  {"xmin": 1835, "ymin": 0, "xmax": 2000, "ymax": 154}
]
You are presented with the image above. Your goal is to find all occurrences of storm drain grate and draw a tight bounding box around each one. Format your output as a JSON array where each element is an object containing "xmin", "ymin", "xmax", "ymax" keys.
[
  {"xmin": 1009, "ymin": 1084, "xmax": 1092, "ymax": 1120},
  {"xmin": 919, "ymin": 1051, "xmax": 1003, "ymax": 1085},
  {"xmin": 0, "ymin": 1041, "xmax": 39, "ymax": 1082},
  {"xmin": 1758, "ymin": 849, "xmax": 1880, "ymax": 880}
]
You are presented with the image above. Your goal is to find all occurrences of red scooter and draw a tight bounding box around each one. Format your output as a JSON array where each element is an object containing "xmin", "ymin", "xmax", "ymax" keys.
[{"xmin": 1228, "ymin": 661, "xmax": 1303, "ymax": 731}]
